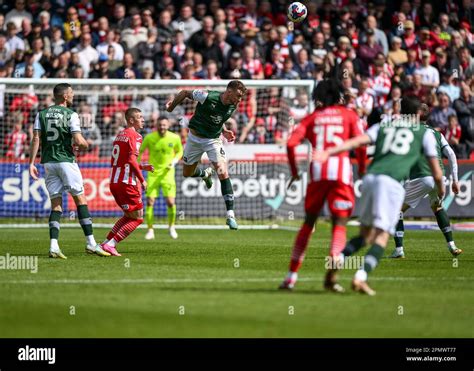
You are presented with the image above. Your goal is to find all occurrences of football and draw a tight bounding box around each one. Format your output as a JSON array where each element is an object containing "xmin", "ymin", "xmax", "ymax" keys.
[{"xmin": 287, "ymin": 2, "xmax": 307, "ymax": 23}]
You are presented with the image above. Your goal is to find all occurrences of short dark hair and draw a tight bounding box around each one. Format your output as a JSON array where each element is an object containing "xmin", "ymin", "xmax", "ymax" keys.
[
  {"xmin": 53, "ymin": 83, "xmax": 72, "ymax": 100},
  {"xmin": 400, "ymin": 96, "xmax": 421, "ymax": 115},
  {"xmin": 125, "ymin": 107, "xmax": 141, "ymax": 121},
  {"xmin": 227, "ymin": 80, "xmax": 247, "ymax": 93},
  {"xmin": 312, "ymin": 79, "xmax": 344, "ymax": 107}
]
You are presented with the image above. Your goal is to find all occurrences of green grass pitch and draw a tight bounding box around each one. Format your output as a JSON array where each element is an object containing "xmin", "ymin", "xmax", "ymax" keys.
[{"xmin": 0, "ymin": 224, "xmax": 472, "ymax": 338}]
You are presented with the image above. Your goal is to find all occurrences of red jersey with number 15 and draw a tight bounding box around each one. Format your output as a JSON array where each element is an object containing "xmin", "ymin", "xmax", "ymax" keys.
[
  {"xmin": 287, "ymin": 106, "xmax": 366, "ymax": 185},
  {"xmin": 110, "ymin": 127, "xmax": 143, "ymax": 186}
]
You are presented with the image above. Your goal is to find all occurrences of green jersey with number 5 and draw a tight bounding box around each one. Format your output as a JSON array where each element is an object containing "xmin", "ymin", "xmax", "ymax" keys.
[
  {"xmin": 34, "ymin": 105, "xmax": 81, "ymax": 163},
  {"xmin": 367, "ymin": 120, "xmax": 437, "ymax": 182}
]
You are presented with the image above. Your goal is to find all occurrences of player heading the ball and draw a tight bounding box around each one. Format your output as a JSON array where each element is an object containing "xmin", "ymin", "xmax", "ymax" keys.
[{"xmin": 165, "ymin": 80, "xmax": 247, "ymax": 230}]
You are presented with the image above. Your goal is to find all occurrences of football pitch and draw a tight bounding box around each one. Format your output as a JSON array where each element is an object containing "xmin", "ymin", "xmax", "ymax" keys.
[{"xmin": 0, "ymin": 225, "xmax": 472, "ymax": 338}]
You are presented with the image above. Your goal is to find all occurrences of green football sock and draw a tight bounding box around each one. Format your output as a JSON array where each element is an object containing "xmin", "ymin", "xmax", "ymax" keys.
[
  {"xmin": 146, "ymin": 205, "xmax": 154, "ymax": 229},
  {"xmin": 363, "ymin": 244, "xmax": 385, "ymax": 273},
  {"xmin": 168, "ymin": 205, "xmax": 176, "ymax": 227},
  {"xmin": 77, "ymin": 204, "xmax": 93, "ymax": 236},
  {"xmin": 435, "ymin": 209, "xmax": 453, "ymax": 243},
  {"xmin": 394, "ymin": 216, "xmax": 404, "ymax": 248},
  {"xmin": 49, "ymin": 210, "xmax": 62, "ymax": 240},
  {"xmin": 220, "ymin": 178, "xmax": 234, "ymax": 211},
  {"xmin": 192, "ymin": 168, "xmax": 205, "ymax": 177},
  {"xmin": 343, "ymin": 236, "xmax": 365, "ymax": 256}
]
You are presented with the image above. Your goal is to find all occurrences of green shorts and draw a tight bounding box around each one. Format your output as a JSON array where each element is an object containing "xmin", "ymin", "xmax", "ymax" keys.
[{"xmin": 146, "ymin": 175, "xmax": 176, "ymax": 198}]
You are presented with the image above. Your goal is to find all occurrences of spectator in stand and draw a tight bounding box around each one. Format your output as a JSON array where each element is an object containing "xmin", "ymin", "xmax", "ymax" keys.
[
  {"xmin": 172, "ymin": 30, "xmax": 186, "ymax": 59},
  {"xmin": 115, "ymin": 52, "xmax": 141, "ymax": 79},
  {"xmin": 77, "ymin": 32, "xmax": 98, "ymax": 77},
  {"xmin": 438, "ymin": 70, "xmax": 460, "ymax": 103},
  {"xmin": 358, "ymin": 29, "xmax": 382, "ymax": 76},
  {"xmin": 102, "ymin": 89, "xmax": 129, "ymax": 126},
  {"xmin": 293, "ymin": 48, "xmax": 315, "ymax": 80},
  {"xmin": 456, "ymin": 47, "xmax": 474, "ymax": 80},
  {"xmin": 415, "ymin": 50, "xmax": 440, "ymax": 89},
  {"xmin": 366, "ymin": 58, "xmax": 391, "ymax": 111},
  {"xmin": 227, "ymin": 17, "xmax": 250, "ymax": 49},
  {"xmin": 355, "ymin": 78, "xmax": 374, "ymax": 120},
  {"xmin": 221, "ymin": 51, "xmax": 251, "ymax": 79},
  {"xmin": 401, "ymin": 20, "xmax": 417, "ymax": 50},
  {"xmin": 13, "ymin": 50, "xmax": 45, "ymax": 78},
  {"xmin": 383, "ymin": 85, "xmax": 403, "ymax": 115},
  {"xmin": 157, "ymin": 10, "xmax": 175, "ymax": 41},
  {"xmin": 453, "ymin": 82, "xmax": 474, "ymax": 157},
  {"xmin": 277, "ymin": 57, "xmax": 300, "ymax": 80},
  {"xmin": 133, "ymin": 90, "xmax": 159, "ymax": 128},
  {"xmin": 188, "ymin": 16, "xmax": 214, "ymax": 54},
  {"xmin": 121, "ymin": 13, "xmax": 148, "ymax": 60},
  {"xmin": 89, "ymin": 53, "xmax": 113, "ymax": 78},
  {"xmin": 264, "ymin": 47, "xmax": 283, "ymax": 79},
  {"xmin": 171, "ymin": 5, "xmax": 202, "ymax": 42},
  {"xmin": 111, "ymin": 3, "xmax": 128, "ymax": 31},
  {"xmin": 5, "ymin": 0, "xmax": 32, "ymax": 31},
  {"xmin": 0, "ymin": 33, "xmax": 12, "ymax": 67},
  {"xmin": 445, "ymin": 114, "xmax": 463, "ymax": 157},
  {"xmin": 96, "ymin": 30, "xmax": 124, "ymax": 62},
  {"xmin": 6, "ymin": 22, "xmax": 25, "ymax": 53},
  {"xmin": 63, "ymin": 7, "xmax": 81, "ymax": 42},
  {"xmin": 205, "ymin": 60, "xmax": 220, "ymax": 80},
  {"xmin": 154, "ymin": 37, "xmax": 179, "ymax": 76},
  {"xmin": 136, "ymin": 28, "xmax": 160, "ymax": 72},
  {"xmin": 242, "ymin": 45, "xmax": 264, "ymax": 79},
  {"xmin": 388, "ymin": 37, "xmax": 408, "ymax": 67},
  {"xmin": 429, "ymin": 91, "xmax": 457, "ymax": 132},
  {"xmin": 200, "ymin": 31, "xmax": 223, "ymax": 67},
  {"xmin": 361, "ymin": 15, "xmax": 388, "ymax": 56},
  {"xmin": 4, "ymin": 112, "xmax": 27, "ymax": 159}
]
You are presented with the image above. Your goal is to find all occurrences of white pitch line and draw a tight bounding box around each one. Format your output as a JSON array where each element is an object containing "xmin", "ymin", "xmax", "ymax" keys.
[{"xmin": 0, "ymin": 276, "xmax": 472, "ymax": 285}]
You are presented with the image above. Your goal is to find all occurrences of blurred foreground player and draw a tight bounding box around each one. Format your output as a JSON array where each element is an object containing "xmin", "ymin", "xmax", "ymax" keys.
[
  {"xmin": 314, "ymin": 97, "xmax": 444, "ymax": 295},
  {"xmin": 101, "ymin": 108, "xmax": 154, "ymax": 256},
  {"xmin": 280, "ymin": 79, "xmax": 367, "ymax": 292}
]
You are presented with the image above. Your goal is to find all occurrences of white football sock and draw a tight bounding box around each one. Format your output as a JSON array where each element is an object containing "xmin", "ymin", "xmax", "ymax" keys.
[
  {"xmin": 50, "ymin": 239, "xmax": 59, "ymax": 252},
  {"xmin": 108, "ymin": 238, "xmax": 117, "ymax": 247},
  {"xmin": 354, "ymin": 269, "xmax": 368, "ymax": 282},
  {"xmin": 227, "ymin": 210, "xmax": 235, "ymax": 218},
  {"xmin": 86, "ymin": 235, "xmax": 96, "ymax": 246}
]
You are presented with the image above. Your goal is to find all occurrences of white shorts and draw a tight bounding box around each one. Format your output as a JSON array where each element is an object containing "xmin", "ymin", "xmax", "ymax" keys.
[
  {"xmin": 183, "ymin": 132, "xmax": 226, "ymax": 165},
  {"xmin": 44, "ymin": 162, "xmax": 84, "ymax": 199},
  {"xmin": 404, "ymin": 176, "xmax": 446, "ymax": 208},
  {"xmin": 359, "ymin": 173, "xmax": 405, "ymax": 235}
]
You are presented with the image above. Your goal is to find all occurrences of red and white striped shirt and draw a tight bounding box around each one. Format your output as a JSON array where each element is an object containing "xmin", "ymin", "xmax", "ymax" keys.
[
  {"xmin": 110, "ymin": 127, "xmax": 144, "ymax": 186},
  {"xmin": 243, "ymin": 58, "xmax": 263, "ymax": 77},
  {"xmin": 367, "ymin": 72, "xmax": 391, "ymax": 108},
  {"xmin": 287, "ymin": 106, "xmax": 366, "ymax": 185}
]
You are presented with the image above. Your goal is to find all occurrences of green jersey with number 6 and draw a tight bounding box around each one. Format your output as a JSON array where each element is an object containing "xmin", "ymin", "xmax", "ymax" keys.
[
  {"xmin": 409, "ymin": 124, "xmax": 445, "ymax": 179},
  {"xmin": 188, "ymin": 90, "xmax": 237, "ymax": 139},
  {"xmin": 33, "ymin": 105, "xmax": 81, "ymax": 163},
  {"xmin": 367, "ymin": 120, "xmax": 437, "ymax": 182}
]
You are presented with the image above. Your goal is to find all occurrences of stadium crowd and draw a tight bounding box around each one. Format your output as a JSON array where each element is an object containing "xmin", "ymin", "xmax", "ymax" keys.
[{"xmin": 1, "ymin": 0, "xmax": 474, "ymax": 159}]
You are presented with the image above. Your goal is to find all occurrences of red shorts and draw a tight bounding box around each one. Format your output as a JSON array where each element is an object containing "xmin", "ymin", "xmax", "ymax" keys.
[
  {"xmin": 305, "ymin": 180, "xmax": 354, "ymax": 218},
  {"xmin": 110, "ymin": 183, "xmax": 143, "ymax": 212}
]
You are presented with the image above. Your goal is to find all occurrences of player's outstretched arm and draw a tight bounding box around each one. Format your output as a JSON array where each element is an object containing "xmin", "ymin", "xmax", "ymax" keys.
[
  {"xmin": 440, "ymin": 135, "xmax": 459, "ymax": 194},
  {"xmin": 428, "ymin": 157, "xmax": 445, "ymax": 202},
  {"xmin": 314, "ymin": 134, "xmax": 372, "ymax": 163},
  {"xmin": 166, "ymin": 90, "xmax": 193, "ymax": 112},
  {"xmin": 72, "ymin": 132, "xmax": 89, "ymax": 150},
  {"xmin": 28, "ymin": 130, "xmax": 40, "ymax": 180}
]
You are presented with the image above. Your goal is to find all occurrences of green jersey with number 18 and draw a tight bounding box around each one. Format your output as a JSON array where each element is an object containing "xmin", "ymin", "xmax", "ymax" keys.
[
  {"xmin": 367, "ymin": 119, "xmax": 438, "ymax": 182},
  {"xmin": 34, "ymin": 105, "xmax": 81, "ymax": 164}
]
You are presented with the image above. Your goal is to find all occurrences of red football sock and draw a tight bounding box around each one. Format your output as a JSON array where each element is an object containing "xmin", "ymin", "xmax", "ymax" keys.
[
  {"xmin": 107, "ymin": 216, "xmax": 129, "ymax": 241},
  {"xmin": 330, "ymin": 224, "xmax": 347, "ymax": 257},
  {"xmin": 114, "ymin": 217, "xmax": 143, "ymax": 243},
  {"xmin": 289, "ymin": 223, "xmax": 313, "ymax": 272}
]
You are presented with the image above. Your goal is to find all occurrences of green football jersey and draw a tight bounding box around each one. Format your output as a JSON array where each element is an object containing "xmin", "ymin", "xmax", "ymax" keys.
[
  {"xmin": 367, "ymin": 119, "xmax": 437, "ymax": 182},
  {"xmin": 139, "ymin": 130, "xmax": 183, "ymax": 179},
  {"xmin": 34, "ymin": 105, "xmax": 81, "ymax": 164},
  {"xmin": 188, "ymin": 90, "xmax": 237, "ymax": 139},
  {"xmin": 409, "ymin": 124, "xmax": 445, "ymax": 179}
]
